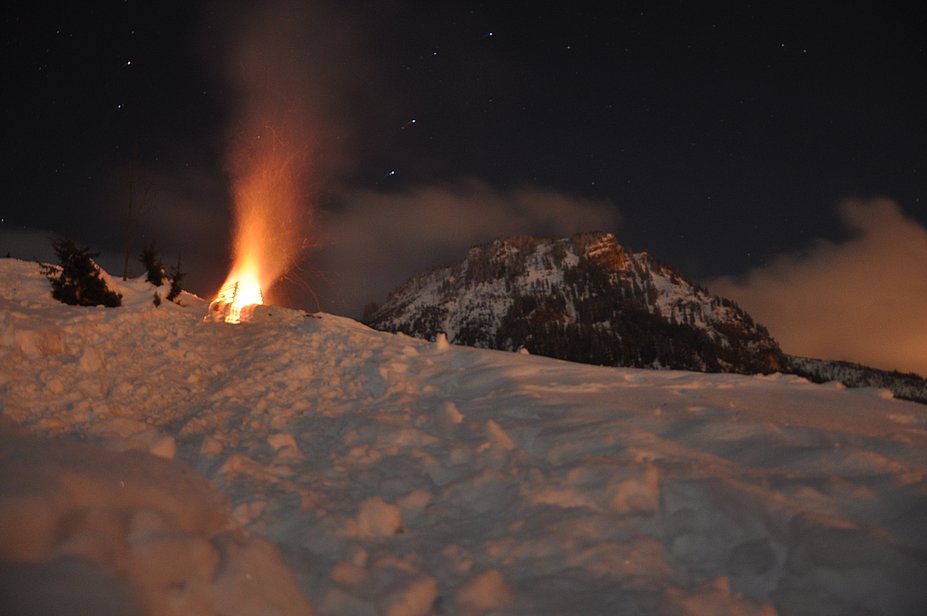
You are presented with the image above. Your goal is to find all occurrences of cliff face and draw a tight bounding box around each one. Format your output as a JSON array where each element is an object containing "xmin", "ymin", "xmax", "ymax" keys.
[{"xmin": 367, "ymin": 232, "xmax": 785, "ymax": 374}]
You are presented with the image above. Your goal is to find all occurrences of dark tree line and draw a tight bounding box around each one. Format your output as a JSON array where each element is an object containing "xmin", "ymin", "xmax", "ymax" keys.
[{"xmin": 42, "ymin": 238, "xmax": 186, "ymax": 308}]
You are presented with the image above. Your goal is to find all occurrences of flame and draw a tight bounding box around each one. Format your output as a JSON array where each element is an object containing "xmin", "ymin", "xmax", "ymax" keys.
[
  {"xmin": 210, "ymin": 263, "xmax": 264, "ymax": 325},
  {"xmin": 211, "ymin": 120, "xmax": 309, "ymax": 324}
]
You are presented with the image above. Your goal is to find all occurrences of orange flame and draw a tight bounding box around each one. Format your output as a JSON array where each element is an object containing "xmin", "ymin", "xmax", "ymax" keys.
[
  {"xmin": 210, "ymin": 266, "xmax": 264, "ymax": 325},
  {"xmin": 211, "ymin": 122, "xmax": 308, "ymax": 324}
]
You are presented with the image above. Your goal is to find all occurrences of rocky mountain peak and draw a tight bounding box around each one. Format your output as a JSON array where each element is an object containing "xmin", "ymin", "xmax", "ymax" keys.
[{"xmin": 367, "ymin": 232, "xmax": 786, "ymax": 375}]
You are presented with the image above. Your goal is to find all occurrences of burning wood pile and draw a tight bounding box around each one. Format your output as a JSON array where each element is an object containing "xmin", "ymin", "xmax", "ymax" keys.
[{"xmin": 208, "ymin": 277, "xmax": 263, "ymax": 324}]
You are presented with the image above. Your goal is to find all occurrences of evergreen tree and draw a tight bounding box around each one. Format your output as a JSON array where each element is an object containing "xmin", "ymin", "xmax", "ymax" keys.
[
  {"xmin": 42, "ymin": 239, "xmax": 122, "ymax": 307},
  {"xmin": 166, "ymin": 254, "xmax": 185, "ymax": 303},
  {"xmin": 139, "ymin": 241, "xmax": 165, "ymax": 286}
]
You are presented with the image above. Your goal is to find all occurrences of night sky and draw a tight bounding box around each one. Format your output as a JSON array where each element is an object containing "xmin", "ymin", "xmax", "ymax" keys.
[{"xmin": 3, "ymin": 2, "xmax": 925, "ymax": 373}]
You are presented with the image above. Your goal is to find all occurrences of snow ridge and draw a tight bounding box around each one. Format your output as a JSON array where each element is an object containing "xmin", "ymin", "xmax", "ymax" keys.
[{"xmin": 786, "ymin": 355, "xmax": 927, "ymax": 404}]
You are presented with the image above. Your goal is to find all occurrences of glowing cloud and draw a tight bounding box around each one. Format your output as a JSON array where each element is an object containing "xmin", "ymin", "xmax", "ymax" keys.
[
  {"xmin": 711, "ymin": 199, "xmax": 927, "ymax": 376},
  {"xmin": 313, "ymin": 180, "xmax": 620, "ymax": 316}
]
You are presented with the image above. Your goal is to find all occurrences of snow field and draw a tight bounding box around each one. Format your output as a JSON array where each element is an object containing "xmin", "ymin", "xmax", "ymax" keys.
[{"xmin": 1, "ymin": 258, "xmax": 926, "ymax": 615}]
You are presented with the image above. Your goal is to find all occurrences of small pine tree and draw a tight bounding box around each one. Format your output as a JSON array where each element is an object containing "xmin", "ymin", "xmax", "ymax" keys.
[
  {"xmin": 42, "ymin": 239, "xmax": 122, "ymax": 307},
  {"xmin": 139, "ymin": 241, "xmax": 165, "ymax": 286},
  {"xmin": 166, "ymin": 254, "xmax": 185, "ymax": 303}
]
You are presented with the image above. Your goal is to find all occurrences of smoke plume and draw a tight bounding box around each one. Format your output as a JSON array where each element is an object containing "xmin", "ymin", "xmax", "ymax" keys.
[{"xmin": 214, "ymin": 0, "xmax": 365, "ymax": 300}]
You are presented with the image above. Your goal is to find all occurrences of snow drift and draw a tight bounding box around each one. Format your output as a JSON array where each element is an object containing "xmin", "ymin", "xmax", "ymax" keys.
[{"xmin": 1, "ymin": 258, "xmax": 926, "ymax": 615}]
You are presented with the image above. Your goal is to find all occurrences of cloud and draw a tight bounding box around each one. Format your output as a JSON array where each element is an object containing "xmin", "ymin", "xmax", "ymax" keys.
[
  {"xmin": 711, "ymin": 198, "xmax": 927, "ymax": 376},
  {"xmin": 306, "ymin": 180, "xmax": 620, "ymax": 316},
  {"xmin": 0, "ymin": 227, "xmax": 60, "ymax": 263},
  {"xmin": 0, "ymin": 226, "xmax": 127, "ymax": 280}
]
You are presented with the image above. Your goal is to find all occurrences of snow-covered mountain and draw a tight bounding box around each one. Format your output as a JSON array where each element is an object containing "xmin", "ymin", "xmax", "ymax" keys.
[
  {"xmin": 367, "ymin": 232, "xmax": 784, "ymax": 374},
  {"xmin": 2, "ymin": 257, "xmax": 927, "ymax": 615},
  {"xmin": 366, "ymin": 232, "xmax": 927, "ymax": 403}
]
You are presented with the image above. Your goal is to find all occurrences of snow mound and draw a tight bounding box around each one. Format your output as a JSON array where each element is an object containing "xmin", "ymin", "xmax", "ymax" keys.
[{"xmin": 0, "ymin": 429, "xmax": 313, "ymax": 616}]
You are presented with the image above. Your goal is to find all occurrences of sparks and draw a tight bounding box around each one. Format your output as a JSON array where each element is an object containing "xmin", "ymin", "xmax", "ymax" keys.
[{"xmin": 209, "ymin": 117, "xmax": 309, "ymax": 325}]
